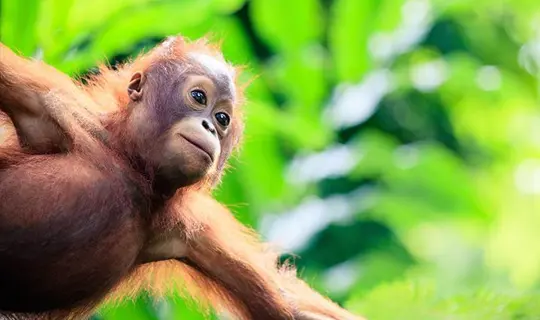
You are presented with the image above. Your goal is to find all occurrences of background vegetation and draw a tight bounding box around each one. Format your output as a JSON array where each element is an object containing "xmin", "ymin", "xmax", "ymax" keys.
[{"xmin": 2, "ymin": 0, "xmax": 540, "ymax": 319}]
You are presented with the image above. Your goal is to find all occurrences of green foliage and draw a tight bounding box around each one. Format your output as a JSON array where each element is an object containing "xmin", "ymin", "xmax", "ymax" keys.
[
  {"xmin": 2, "ymin": 0, "xmax": 540, "ymax": 318},
  {"xmin": 347, "ymin": 280, "xmax": 540, "ymax": 320}
]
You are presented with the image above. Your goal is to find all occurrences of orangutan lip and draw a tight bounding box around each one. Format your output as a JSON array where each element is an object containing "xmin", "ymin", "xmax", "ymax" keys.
[{"xmin": 179, "ymin": 134, "xmax": 213, "ymax": 161}]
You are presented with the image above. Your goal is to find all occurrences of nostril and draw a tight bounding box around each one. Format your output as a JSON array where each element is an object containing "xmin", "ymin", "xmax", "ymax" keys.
[{"xmin": 202, "ymin": 119, "xmax": 216, "ymax": 135}]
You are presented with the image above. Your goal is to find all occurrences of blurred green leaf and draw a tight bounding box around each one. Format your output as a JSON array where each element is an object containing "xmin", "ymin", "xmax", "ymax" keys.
[
  {"xmin": 372, "ymin": 0, "xmax": 405, "ymax": 31},
  {"xmin": 54, "ymin": 0, "xmax": 214, "ymax": 73},
  {"xmin": 0, "ymin": 0, "xmax": 40, "ymax": 55},
  {"xmin": 348, "ymin": 280, "xmax": 540, "ymax": 320},
  {"xmin": 328, "ymin": 0, "xmax": 376, "ymax": 82},
  {"xmin": 36, "ymin": 0, "xmax": 76, "ymax": 57},
  {"xmin": 347, "ymin": 280, "xmax": 438, "ymax": 319},
  {"xmin": 237, "ymin": 100, "xmax": 290, "ymax": 206},
  {"xmin": 350, "ymin": 130, "xmax": 399, "ymax": 178},
  {"xmin": 211, "ymin": 0, "xmax": 246, "ymax": 14},
  {"xmin": 65, "ymin": 0, "xmax": 154, "ymax": 39},
  {"xmin": 381, "ymin": 142, "xmax": 484, "ymax": 218},
  {"xmin": 250, "ymin": 0, "xmax": 323, "ymax": 51},
  {"xmin": 97, "ymin": 296, "xmax": 157, "ymax": 320},
  {"xmin": 265, "ymin": 47, "xmax": 329, "ymax": 128},
  {"xmin": 350, "ymin": 249, "xmax": 415, "ymax": 296},
  {"xmin": 162, "ymin": 296, "xmax": 214, "ymax": 320},
  {"xmin": 209, "ymin": 17, "xmax": 255, "ymax": 65}
]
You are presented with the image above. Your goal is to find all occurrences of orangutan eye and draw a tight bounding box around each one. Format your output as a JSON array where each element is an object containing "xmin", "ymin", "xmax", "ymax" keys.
[
  {"xmin": 190, "ymin": 90, "xmax": 207, "ymax": 105},
  {"xmin": 215, "ymin": 112, "xmax": 230, "ymax": 127}
]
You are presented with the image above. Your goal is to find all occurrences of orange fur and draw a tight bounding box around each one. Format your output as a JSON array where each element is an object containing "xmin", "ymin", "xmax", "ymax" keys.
[
  {"xmin": 0, "ymin": 36, "xmax": 364, "ymax": 320},
  {"xmin": 102, "ymin": 192, "xmax": 363, "ymax": 320}
]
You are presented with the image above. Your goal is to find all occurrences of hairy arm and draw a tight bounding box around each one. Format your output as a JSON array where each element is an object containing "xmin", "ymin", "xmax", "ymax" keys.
[
  {"xmin": 0, "ymin": 154, "xmax": 142, "ymax": 313},
  {"xmin": 0, "ymin": 43, "xmax": 107, "ymax": 153},
  {"xmin": 142, "ymin": 192, "xmax": 364, "ymax": 320}
]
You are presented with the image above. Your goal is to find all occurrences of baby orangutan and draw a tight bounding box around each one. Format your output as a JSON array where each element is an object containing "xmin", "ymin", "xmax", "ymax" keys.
[{"xmin": 0, "ymin": 36, "xmax": 363, "ymax": 320}]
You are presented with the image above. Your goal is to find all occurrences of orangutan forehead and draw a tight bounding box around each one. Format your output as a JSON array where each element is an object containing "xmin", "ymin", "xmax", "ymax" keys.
[
  {"xmin": 188, "ymin": 52, "xmax": 236, "ymax": 100},
  {"xmin": 188, "ymin": 52, "xmax": 235, "ymax": 79}
]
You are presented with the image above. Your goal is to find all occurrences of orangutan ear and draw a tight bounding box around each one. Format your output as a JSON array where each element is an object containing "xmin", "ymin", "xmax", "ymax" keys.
[{"xmin": 127, "ymin": 72, "xmax": 145, "ymax": 101}]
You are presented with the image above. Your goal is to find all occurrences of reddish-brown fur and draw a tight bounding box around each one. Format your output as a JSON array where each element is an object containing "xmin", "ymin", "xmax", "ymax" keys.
[{"xmin": 0, "ymin": 36, "xmax": 364, "ymax": 320}]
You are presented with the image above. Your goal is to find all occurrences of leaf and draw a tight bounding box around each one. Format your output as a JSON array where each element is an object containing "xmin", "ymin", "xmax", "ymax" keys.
[
  {"xmin": 278, "ymin": 109, "xmax": 334, "ymax": 149},
  {"xmin": 372, "ymin": 0, "xmax": 406, "ymax": 32},
  {"xmin": 236, "ymin": 100, "xmax": 289, "ymax": 206},
  {"xmin": 41, "ymin": 0, "xmax": 155, "ymax": 63},
  {"xmin": 328, "ymin": 0, "xmax": 377, "ymax": 82},
  {"xmin": 265, "ymin": 46, "xmax": 328, "ymax": 119},
  {"xmin": 97, "ymin": 296, "xmax": 157, "ymax": 320},
  {"xmin": 382, "ymin": 142, "xmax": 485, "ymax": 220},
  {"xmin": 213, "ymin": 163, "xmax": 257, "ymax": 227},
  {"xmin": 249, "ymin": 0, "xmax": 323, "ymax": 51},
  {"xmin": 349, "ymin": 130, "xmax": 399, "ymax": 178},
  {"xmin": 65, "ymin": 0, "xmax": 154, "ymax": 40},
  {"xmin": 0, "ymin": 0, "xmax": 41, "ymax": 56},
  {"xmin": 207, "ymin": 16, "xmax": 256, "ymax": 65},
  {"xmin": 211, "ymin": 0, "xmax": 246, "ymax": 14},
  {"xmin": 328, "ymin": 0, "xmax": 405, "ymax": 82},
  {"xmin": 159, "ymin": 296, "xmax": 214, "ymax": 320},
  {"xmin": 53, "ymin": 0, "xmax": 215, "ymax": 73},
  {"xmin": 348, "ymin": 280, "xmax": 540, "ymax": 320},
  {"xmin": 347, "ymin": 280, "xmax": 438, "ymax": 320},
  {"xmin": 36, "ymin": 0, "xmax": 76, "ymax": 56}
]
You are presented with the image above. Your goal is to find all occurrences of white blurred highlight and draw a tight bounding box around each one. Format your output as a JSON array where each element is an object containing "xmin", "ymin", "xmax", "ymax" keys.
[
  {"xmin": 260, "ymin": 196, "xmax": 352, "ymax": 252},
  {"xmin": 325, "ymin": 70, "xmax": 393, "ymax": 129},
  {"xmin": 476, "ymin": 66, "xmax": 502, "ymax": 91},
  {"xmin": 287, "ymin": 144, "xmax": 360, "ymax": 184},
  {"xmin": 515, "ymin": 160, "xmax": 540, "ymax": 194},
  {"xmin": 410, "ymin": 59, "xmax": 448, "ymax": 92},
  {"xmin": 322, "ymin": 260, "xmax": 359, "ymax": 293},
  {"xmin": 260, "ymin": 188, "xmax": 376, "ymax": 252},
  {"xmin": 327, "ymin": 0, "xmax": 433, "ymax": 130},
  {"xmin": 369, "ymin": 0, "xmax": 432, "ymax": 63},
  {"xmin": 394, "ymin": 145, "xmax": 420, "ymax": 169}
]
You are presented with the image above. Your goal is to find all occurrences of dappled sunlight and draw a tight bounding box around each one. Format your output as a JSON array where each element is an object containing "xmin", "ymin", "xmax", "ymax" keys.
[
  {"xmin": 260, "ymin": 195, "xmax": 354, "ymax": 252},
  {"xmin": 287, "ymin": 144, "xmax": 360, "ymax": 184},
  {"xmin": 326, "ymin": 70, "xmax": 393, "ymax": 129}
]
